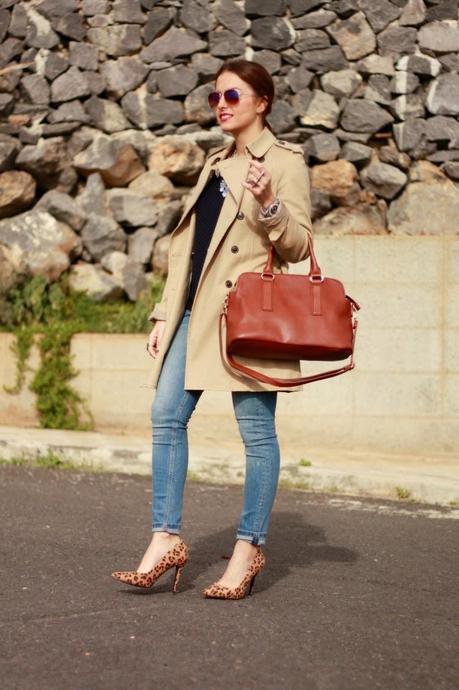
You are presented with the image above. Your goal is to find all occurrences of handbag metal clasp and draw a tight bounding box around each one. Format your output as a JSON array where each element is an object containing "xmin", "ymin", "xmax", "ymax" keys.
[
  {"xmin": 261, "ymin": 272, "xmax": 275, "ymax": 281},
  {"xmin": 309, "ymin": 274, "xmax": 324, "ymax": 283}
]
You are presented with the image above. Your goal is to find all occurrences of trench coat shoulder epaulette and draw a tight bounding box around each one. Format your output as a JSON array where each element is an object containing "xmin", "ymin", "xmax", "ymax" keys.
[
  {"xmin": 205, "ymin": 144, "xmax": 228, "ymax": 161},
  {"xmin": 274, "ymin": 139, "xmax": 305, "ymax": 155}
]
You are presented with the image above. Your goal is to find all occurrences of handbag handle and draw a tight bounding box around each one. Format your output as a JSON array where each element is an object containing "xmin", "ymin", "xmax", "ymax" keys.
[
  {"xmin": 219, "ymin": 310, "xmax": 359, "ymax": 387},
  {"xmin": 262, "ymin": 232, "xmax": 323, "ymax": 281}
]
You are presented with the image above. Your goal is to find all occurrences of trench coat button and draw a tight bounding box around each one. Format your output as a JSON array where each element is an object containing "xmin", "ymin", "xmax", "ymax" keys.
[
  {"xmin": 237, "ymin": 211, "xmax": 244, "ymax": 220},
  {"xmin": 225, "ymin": 279, "xmax": 233, "ymax": 288},
  {"xmin": 231, "ymin": 245, "xmax": 239, "ymax": 253}
]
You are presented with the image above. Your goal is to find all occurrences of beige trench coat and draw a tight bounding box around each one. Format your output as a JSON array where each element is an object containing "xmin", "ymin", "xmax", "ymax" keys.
[{"xmin": 141, "ymin": 126, "xmax": 313, "ymax": 393}]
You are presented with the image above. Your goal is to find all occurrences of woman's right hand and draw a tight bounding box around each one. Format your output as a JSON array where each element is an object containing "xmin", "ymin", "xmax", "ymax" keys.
[{"xmin": 147, "ymin": 320, "xmax": 166, "ymax": 358}]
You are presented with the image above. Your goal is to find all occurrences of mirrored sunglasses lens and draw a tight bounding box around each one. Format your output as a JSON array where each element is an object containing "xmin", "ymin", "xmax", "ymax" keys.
[
  {"xmin": 225, "ymin": 89, "xmax": 240, "ymax": 105},
  {"xmin": 208, "ymin": 91, "xmax": 220, "ymax": 107}
]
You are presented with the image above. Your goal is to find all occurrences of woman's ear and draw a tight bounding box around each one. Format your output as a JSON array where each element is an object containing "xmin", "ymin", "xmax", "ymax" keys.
[{"xmin": 256, "ymin": 95, "xmax": 268, "ymax": 116}]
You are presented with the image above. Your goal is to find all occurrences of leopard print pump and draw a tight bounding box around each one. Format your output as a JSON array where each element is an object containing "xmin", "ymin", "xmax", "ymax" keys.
[
  {"xmin": 202, "ymin": 546, "xmax": 266, "ymax": 600},
  {"xmin": 111, "ymin": 538, "xmax": 189, "ymax": 593}
]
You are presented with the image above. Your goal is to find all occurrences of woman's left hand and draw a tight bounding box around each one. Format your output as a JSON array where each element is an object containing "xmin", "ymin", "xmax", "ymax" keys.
[{"xmin": 241, "ymin": 160, "xmax": 275, "ymax": 209}]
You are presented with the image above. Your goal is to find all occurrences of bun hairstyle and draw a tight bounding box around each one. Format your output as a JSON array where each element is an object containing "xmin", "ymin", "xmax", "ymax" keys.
[{"xmin": 214, "ymin": 58, "xmax": 275, "ymax": 132}]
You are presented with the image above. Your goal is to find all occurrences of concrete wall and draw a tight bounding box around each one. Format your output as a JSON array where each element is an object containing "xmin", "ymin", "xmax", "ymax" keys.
[{"xmin": 1, "ymin": 236, "xmax": 458, "ymax": 456}]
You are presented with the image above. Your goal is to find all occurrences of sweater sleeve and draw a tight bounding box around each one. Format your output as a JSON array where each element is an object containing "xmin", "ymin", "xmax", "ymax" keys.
[{"xmin": 257, "ymin": 152, "xmax": 312, "ymax": 264}]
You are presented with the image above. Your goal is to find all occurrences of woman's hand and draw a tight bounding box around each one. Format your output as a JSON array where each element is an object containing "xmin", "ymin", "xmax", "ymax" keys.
[
  {"xmin": 241, "ymin": 160, "xmax": 275, "ymax": 209},
  {"xmin": 147, "ymin": 320, "xmax": 166, "ymax": 358}
]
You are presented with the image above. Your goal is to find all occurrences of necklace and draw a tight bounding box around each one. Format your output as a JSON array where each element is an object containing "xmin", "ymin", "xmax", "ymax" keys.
[{"xmin": 217, "ymin": 146, "xmax": 242, "ymax": 198}]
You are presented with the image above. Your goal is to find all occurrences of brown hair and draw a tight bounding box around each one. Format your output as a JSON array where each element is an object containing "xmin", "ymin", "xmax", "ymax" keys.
[{"xmin": 214, "ymin": 59, "xmax": 275, "ymax": 132}]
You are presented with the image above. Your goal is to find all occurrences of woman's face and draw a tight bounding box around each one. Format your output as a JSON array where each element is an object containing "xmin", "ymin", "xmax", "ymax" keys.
[{"xmin": 213, "ymin": 71, "xmax": 267, "ymax": 134}]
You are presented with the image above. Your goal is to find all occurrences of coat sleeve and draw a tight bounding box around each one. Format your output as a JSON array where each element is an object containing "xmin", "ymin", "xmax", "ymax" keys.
[{"xmin": 257, "ymin": 151, "xmax": 313, "ymax": 263}]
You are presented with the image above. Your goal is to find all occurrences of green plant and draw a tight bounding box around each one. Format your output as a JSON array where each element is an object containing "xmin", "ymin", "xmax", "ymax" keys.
[
  {"xmin": 395, "ymin": 486, "xmax": 412, "ymax": 500},
  {"xmin": 1, "ymin": 271, "xmax": 166, "ymax": 430},
  {"xmin": 0, "ymin": 450, "xmax": 100, "ymax": 472},
  {"xmin": 298, "ymin": 458, "xmax": 312, "ymax": 467}
]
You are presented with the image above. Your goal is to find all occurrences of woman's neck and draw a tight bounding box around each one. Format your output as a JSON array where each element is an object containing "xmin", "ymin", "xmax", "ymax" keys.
[{"xmin": 231, "ymin": 122, "xmax": 265, "ymax": 156}]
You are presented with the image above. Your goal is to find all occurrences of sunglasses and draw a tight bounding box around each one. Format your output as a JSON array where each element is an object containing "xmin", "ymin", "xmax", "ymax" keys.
[{"xmin": 208, "ymin": 88, "xmax": 256, "ymax": 108}]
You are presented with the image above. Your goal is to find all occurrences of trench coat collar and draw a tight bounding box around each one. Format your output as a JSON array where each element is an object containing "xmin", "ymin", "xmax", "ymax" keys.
[{"xmin": 214, "ymin": 126, "xmax": 277, "ymax": 163}]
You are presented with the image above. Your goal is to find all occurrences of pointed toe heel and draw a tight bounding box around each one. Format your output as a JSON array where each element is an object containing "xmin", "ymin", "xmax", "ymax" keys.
[
  {"xmin": 202, "ymin": 546, "xmax": 266, "ymax": 600},
  {"xmin": 111, "ymin": 538, "xmax": 189, "ymax": 593}
]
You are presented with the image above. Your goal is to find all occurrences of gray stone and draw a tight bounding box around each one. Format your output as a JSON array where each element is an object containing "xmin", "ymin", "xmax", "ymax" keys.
[
  {"xmin": 25, "ymin": 6, "xmax": 59, "ymax": 49},
  {"xmin": 36, "ymin": 0, "xmax": 79, "ymax": 18},
  {"xmin": 84, "ymin": 71, "xmax": 106, "ymax": 97},
  {"xmin": 388, "ymin": 177, "xmax": 459, "ymax": 234},
  {"xmin": 179, "ymin": 0, "xmax": 215, "ymax": 34},
  {"xmin": 326, "ymin": 12, "xmax": 376, "ymax": 60},
  {"xmin": 340, "ymin": 141, "xmax": 372, "ymax": 166},
  {"xmin": 47, "ymin": 101, "xmax": 90, "ymax": 124},
  {"xmin": 209, "ymin": 29, "xmax": 246, "ymax": 56},
  {"xmin": 156, "ymin": 66, "xmax": 198, "ymax": 98},
  {"xmin": 292, "ymin": 9, "xmax": 336, "ymax": 28},
  {"xmin": 106, "ymin": 189, "xmax": 159, "ymax": 228},
  {"xmin": 427, "ymin": 149, "xmax": 459, "ymax": 163},
  {"xmin": 151, "ymin": 233, "xmax": 170, "ymax": 275},
  {"xmin": 425, "ymin": 0, "xmax": 458, "ymax": 22},
  {"xmin": 82, "ymin": 0, "xmax": 110, "ymax": 15},
  {"xmin": 379, "ymin": 145, "xmax": 411, "ymax": 171},
  {"xmin": 290, "ymin": 89, "xmax": 313, "ymax": 118},
  {"xmin": 121, "ymin": 260, "xmax": 148, "ymax": 301},
  {"xmin": 0, "ymin": 9, "xmax": 10, "ymax": 43},
  {"xmin": 184, "ymin": 84, "xmax": 215, "ymax": 127},
  {"xmin": 357, "ymin": 54, "xmax": 395, "ymax": 76},
  {"xmin": 296, "ymin": 29, "xmax": 331, "ymax": 51},
  {"xmin": 392, "ymin": 93, "xmax": 425, "ymax": 121},
  {"xmin": 361, "ymin": 160, "xmax": 407, "ymax": 199},
  {"xmin": 154, "ymin": 201, "xmax": 182, "ymax": 237},
  {"xmin": 0, "ymin": 138, "xmax": 19, "ymax": 172},
  {"xmin": 321, "ymin": 69, "xmax": 362, "ymax": 98},
  {"xmin": 266, "ymin": 100, "xmax": 297, "ymax": 134},
  {"xmin": 377, "ymin": 25, "xmax": 417, "ymax": 56},
  {"xmin": 289, "ymin": 0, "xmax": 327, "ymax": 13},
  {"xmin": 253, "ymin": 50, "xmax": 282, "ymax": 75},
  {"xmin": 68, "ymin": 262, "xmax": 124, "ymax": 302},
  {"xmin": 0, "ymin": 208, "xmax": 80, "ymax": 281},
  {"xmin": 246, "ymin": 0, "xmax": 287, "ymax": 15},
  {"xmin": 147, "ymin": 136, "xmax": 206, "ymax": 185},
  {"xmin": 300, "ymin": 90, "xmax": 340, "ymax": 130},
  {"xmin": 442, "ymin": 162, "xmax": 459, "ymax": 181},
  {"xmin": 251, "ymin": 17, "xmax": 296, "ymax": 51},
  {"xmin": 42, "ymin": 52, "xmax": 69, "ymax": 81},
  {"xmin": 20, "ymin": 74, "xmax": 50, "ymax": 105},
  {"xmin": 74, "ymin": 136, "xmax": 145, "ymax": 186},
  {"xmin": 128, "ymin": 227, "xmax": 159, "ymax": 264},
  {"xmin": 0, "ymin": 170, "xmax": 36, "ymax": 219},
  {"xmin": 396, "ymin": 53, "xmax": 441, "ymax": 77},
  {"xmin": 121, "ymin": 89, "xmax": 184, "ymax": 129},
  {"xmin": 9, "ymin": 4, "xmax": 27, "ymax": 38},
  {"xmin": 340, "ymin": 99, "xmax": 394, "ymax": 133},
  {"xmin": 50, "ymin": 66, "xmax": 91, "ymax": 103},
  {"xmin": 356, "ymin": 0, "xmax": 401, "ymax": 32},
  {"xmin": 140, "ymin": 26, "xmax": 206, "ymax": 63},
  {"xmin": 301, "ymin": 46, "xmax": 347, "ymax": 73},
  {"xmin": 87, "ymin": 25, "xmax": 142, "ymax": 57},
  {"xmin": 0, "ymin": 37, "xmax": 23, "ymax": 67},
  {"xmin": 390, "ymin": 71, "xmax": 420, "ymax": 95},
  {"xmin": 426, "ymin": 74, "xmax": 459, "ymax": 116},
  {"xmin": 81, "ymin": 213, "xmax": 127, "ymax": 261},
  {"xmin": 213, "ymin": 0, "xmax": 249, "ymax": 36},
  {"xmin": 142, "ymin": 8, "xmax": 175, "ymax": 44},
  {"xmin": 77, "ymin": 172, "xmax": 106, "ymax": 216},
  {"xmin": 69, "ymin": 41, "xmax": 99, "ymax": 71},
  {"xmin": 364, "ymin": 75, "xmax": 391, "ymax": 105},
  {"xmin": 418, "ymin": 20, "xmax": 459, "ymax": 52},
  {"xmin": 439, "ymin": 53, "xmax": 459, "ymax": 72},
  {"xmin": 310, "ymin": 188, "xmax": 332, "ymax": 220},
  {"xmin": 306, "ymin": 133, "xmax": 340, "ymax": 162},
  {"xmin": 425, "ymin": 116, "xmax": 459, "ymax": 148},
  {"xmin": 399, "ymin": 0, "xmax": 426, "ymax": 26},
  {"xmin": 36, "ymin": 190, "xmax": 86, "ymax": 231},
  {"xmin": 15, "ymin": 136, "xmax": 68, "ymax": 189},
  {"xmin": 287, "ymin": 65, "xmax": 314, "ymax": 93},
  {"xmin": 52, "ymin": 13, "xmax": 86, "ymax": 41},
  {"xmin": 112, "ymin": 0, "xmax": 147, "ymax": 24},
  {"xmin": 314, "ymin": 203, "xmax": 386, "ymax": 235},
  {"xmin": 393, "ymin": 117, "xmax": 426, "ymax": 152},
  {"xmin": 0, "ymin": 93, "xmax": 13, "ymax": 118},
  {"xmin": 310, "ymin": 159, "xmax": 360, "ymax": 206},
  {"xmin": 101, "ymin": 57, "xmax": 148, "ymax": 99},
  {"xmin": 327, "ymin": 0, "xmax": 359, "ymax": 17},
  {"xmin": 85, "ymin": 96, "xmax": 130, "ymax": 133},
  {"xmin": 191, "ymin": 54, "xmax": 224, "ymax": 79}
]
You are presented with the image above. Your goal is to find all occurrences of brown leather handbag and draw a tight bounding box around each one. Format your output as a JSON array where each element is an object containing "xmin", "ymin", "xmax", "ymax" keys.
[{"xmin": 219, "ymin": 235, "xmax": 361, "ymax": 387}]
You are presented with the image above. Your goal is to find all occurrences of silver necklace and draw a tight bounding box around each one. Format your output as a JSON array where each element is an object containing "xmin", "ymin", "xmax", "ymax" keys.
[{"xmin": 217, "ymin": 146, "xmax": 238, "ymax": 198}]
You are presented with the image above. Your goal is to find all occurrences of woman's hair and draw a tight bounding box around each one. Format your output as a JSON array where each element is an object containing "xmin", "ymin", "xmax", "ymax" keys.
[{"xmin": 214, "ymin": 59, "xmax": 275, "ymax": 132}]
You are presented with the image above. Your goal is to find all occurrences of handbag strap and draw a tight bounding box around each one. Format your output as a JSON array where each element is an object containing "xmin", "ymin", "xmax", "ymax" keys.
[
  {"xmin": 219, "ymin": 311, "xmax": 359, "ymax": 388},
  {"xmin": 263, "ymin": 232, "xmax": 322, "ymax": 281}
]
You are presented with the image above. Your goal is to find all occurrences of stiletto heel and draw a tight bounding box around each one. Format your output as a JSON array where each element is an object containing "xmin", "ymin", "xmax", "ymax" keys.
[
  {"xmin": 172, "ymin": 564, "xmax": 184, "ymax": 593},
  {"xmin": 202, "ymin": 546, "xmax": 266, "ymax": 600},
  {"xmin": 111, "ymin": 538, "xmax": 189, "ymax": 592}
]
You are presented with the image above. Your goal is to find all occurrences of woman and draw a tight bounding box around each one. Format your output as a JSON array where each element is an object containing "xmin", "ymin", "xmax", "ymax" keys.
[{"xmin": 112, "ymin": 59, "xmax": 312, "ymax": 599}]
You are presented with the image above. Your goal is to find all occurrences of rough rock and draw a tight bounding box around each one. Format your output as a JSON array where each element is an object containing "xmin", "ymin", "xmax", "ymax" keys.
[
  {"xmin": 179, "ymin": 0, "xmax": 215, "ymax": 34},
  {"xmin": 15, "ymin": 136, "xmax": 69, "ymax": 190},
  {"xmin": 360, "ymin": 159, "xmax": 407, "ymax": 199},
  {"xmin": 377, "ymin": 25, "xmax": 417, "ymax": 56},
  {"xmin": 378, "ymin": 145, "xmax": 411, "ymax": 170},
  {"xmin": 390, "ymin": 71, "xmax": 420, "ymax": 95},
  {"xmin": 340, "ymin": 141, "xmax": 372, "ymax": 166},
  {"xmin": 399, "ymin": 0, "xmax": 426, "ymax": 26},
  {"xmin": 356, "ymin": 0, "xmax": 401, "ymax": 33},
  {"xmin": 101, "ymin": 57, "xmax": 148, "ymax": 98},
  {"xmin": 426, "ymin": 74, "xmax": 459, "ymax": 116},
  {"xmin": 74, "ymin": 137, "xmax": 145, "ymax": 186},
  {"xmin": 213, "ymin": 0, "xmax": 249, "ymax": 36},
  {"xmin": 68, "ymin": 262, "xmax": 124, "ymax": 301},
  {"xmin": 184, "ymin": 84, "xmax": 215, "ymax": 126},
  {"xmin": 0, "ymin": 170, "xmax": 36, "ymax": 219},
  {"xmin": 321, "ymin": 69, "xmax": 362, "ymax": 97},
  {"xmin": 306, "ymin": 133, "xmax": 340, "ymax": 162},
  {"xmin": 310, "ymin": 188, "xmax": 332, "ymax": 221},
  {"xmin": 425, "ymin": 116, "xmax": 459, "ymax": 148},
  {"xmin": 105, "ymin": 189, "xmax": 159, "ymax": 227},
  {"xmin": 300, "ymin": 46, "xmax": 347, "ymax": 73},
  {"xmin": 396, "ymin": 53, "xmax": 441, "ymax": 77},
  {"xmin": 128, "ymin": 170, "xmax": 176, "ymax": 205},
  {"xmin": 87, "ymin": 24, "xmax": 142, "ymax": 57},
  {"xmin": 393, "ymin": 93, "xmax": 425, "ymax": 120},
  {"xmin": 310, "ymin": 159, "xmax": 360, "ymax": 206},
  {"xmin": 50, "ymin": 66, "xmax": 91, "ymax": 103},
  {"xmin": 314, "ymin": 203, "xmax": 386, "ymax": 235},
  {"xmin": 418, "ymin": 21, "xmax": 459, "ymax": 52},
  {"xmin": 251, "ymin": 17, "xmax": 296, "ymax": 51},
  {"xmin": 156, "ymin": 66, "xmax": 198, "ymax": 98},
  {"xmin": 388, "ymin": 176, "xmax": 459, "ymax": 234},
  {"xmin": 287, "ymin": 65, "xmax": 314, "ymax": 93},
  {"xmin": 128, "ymin": 227, "xmax": 159, "ymax": 264},
  {"xmin": 140, "ymin": 26, "xmax": 206, "ymax": 63},
  {"xmin": 84, "ymin": 96, "xmax": 130, "ymax": 134},
  {"xmin": 81, "ymin": 213, "xmax": 127, "ymax": 261},
  {"xmin": 36, "ymin": 189, "xmax": 86, "ymax": 230},
  {"xmin": 0, "ymin": 209, "xmax": 80, "ymax": 280},
  {"xmin": 121, "ymin": 88, "xmax": 184, "ymax": 129},
  {"xmin": 340, "ymin": 99, "xmax": 394, "ymax": 132},
  {"xmin": 326, "ymin": 12, "xmax": 376, "ymax": 60},
  {"xmin": 151, "ymin": 233, "xmax": 171, "ymax": 275},
  {"xmin": 299, "ymin": 90, "xmax": 339, "ymax": 129},
  {"xmin": 357, "ymin": 54, "xmax": 395, "ymax": 76},
  {"xmin": 147, "ymin": 136, "xmax": 206, "ymax": 185}
]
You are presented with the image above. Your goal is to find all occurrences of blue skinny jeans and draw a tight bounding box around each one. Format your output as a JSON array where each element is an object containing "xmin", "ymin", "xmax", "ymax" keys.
[{"xmin": 150, "ymin": 308, "xmax": 280, "ymax": 546}]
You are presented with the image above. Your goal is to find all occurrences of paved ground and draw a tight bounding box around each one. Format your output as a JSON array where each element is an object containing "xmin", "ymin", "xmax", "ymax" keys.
[
  {"xmin": 1, "ymin": 424, "xmax": 458, "ymax": 506},
  {"xmin": 1, "ymin": 464, "xmax": 458, "ymax": 690}
]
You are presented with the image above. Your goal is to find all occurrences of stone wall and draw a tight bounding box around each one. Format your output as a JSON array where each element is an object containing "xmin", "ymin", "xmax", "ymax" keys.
[{"xmin": 0, "ymin": 0, "xmax": 458, "ymax": 304}]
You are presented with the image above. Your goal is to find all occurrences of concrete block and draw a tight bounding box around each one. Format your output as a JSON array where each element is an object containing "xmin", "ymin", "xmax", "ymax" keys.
[
  {"xmin": 357, "ymin": 328, "xmax": 441, "ymax": 372},
  {"xmin": 445, "ymin": 375, "xmax": 459, "ymax": 417},
  {"xmin": 446, "ymin": 285, "xmax": 459, "ymax": 328},
  {"xmin": 351, "ymin": 417, "xmax": 452, "ymax": 454},
  {"xmin": 354, "ymin": 236, "xmax": 442, "ymax": 285},
  {"xmin": 352, "ymin": 283, "xmax": 441, "ymax": 329},
  {"xmin": 446, "ymin": 237, "xmax": 459, "ymax": 285},
  {"xmin": 444, "ymin": 329, "xmax": 459, "ymax": 372},
  {"xmin": 292, "ymin": 236, "xmax": 355, "ymax": 284},
  {"xmin": 72, "ymin": 333, "xmax": 149, "ymax": 371},
  {"xmin": 354, "ymin": 372, "xmax": 442, "ymax": 416}
]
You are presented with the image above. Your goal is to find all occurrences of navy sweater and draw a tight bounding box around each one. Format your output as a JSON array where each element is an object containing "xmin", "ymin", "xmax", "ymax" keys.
[{"xmin": 185, "ymin": 171, "xmax": 225, "ymax": 310}]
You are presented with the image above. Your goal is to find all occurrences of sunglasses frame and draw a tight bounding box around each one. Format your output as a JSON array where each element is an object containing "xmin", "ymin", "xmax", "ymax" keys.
[{"xmin": 208, "ymin": 88, "xmax": 257, "ymax": 108}]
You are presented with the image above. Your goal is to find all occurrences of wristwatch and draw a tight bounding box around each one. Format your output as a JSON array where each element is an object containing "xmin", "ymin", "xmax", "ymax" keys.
[{"xmin": 260, "ymin": 197, "xmax": 282, "ymax": 218}]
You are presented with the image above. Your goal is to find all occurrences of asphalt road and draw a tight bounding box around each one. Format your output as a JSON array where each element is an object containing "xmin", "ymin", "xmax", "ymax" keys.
[{"xmin": 1, "ymin": 465, "xmax": 458, "ymax": 690}]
